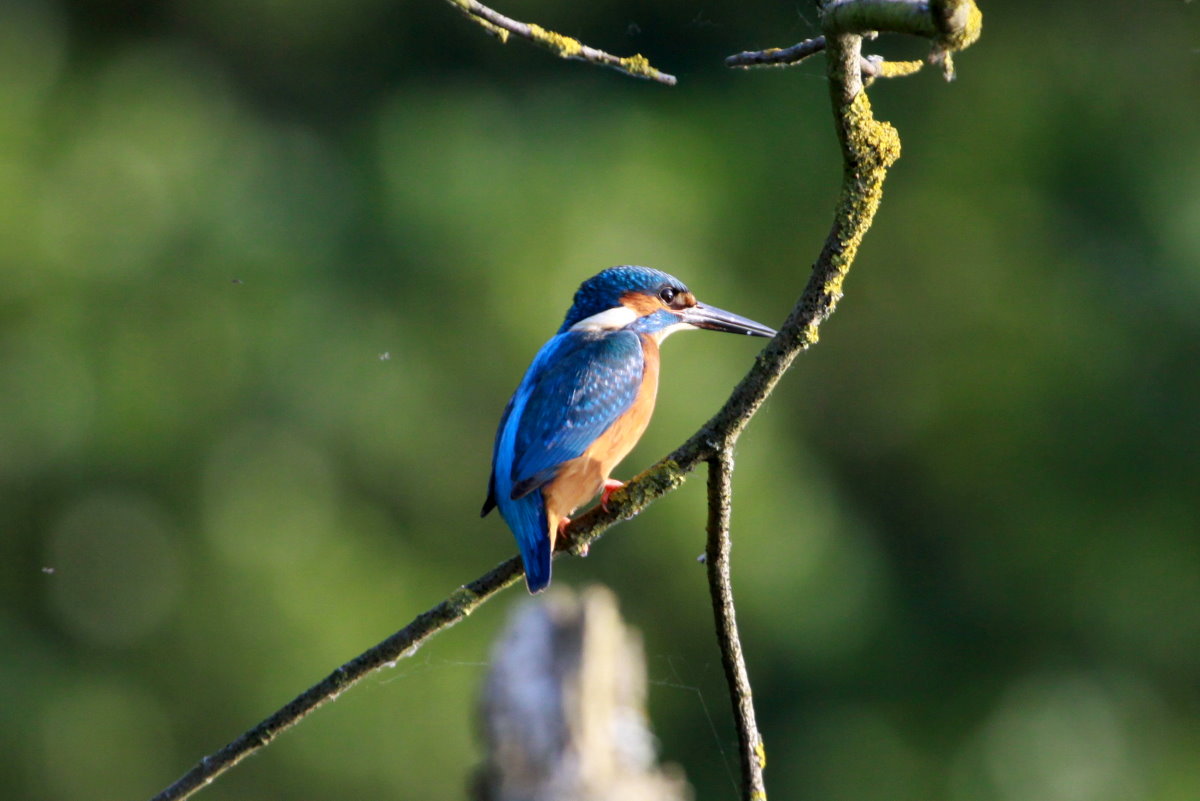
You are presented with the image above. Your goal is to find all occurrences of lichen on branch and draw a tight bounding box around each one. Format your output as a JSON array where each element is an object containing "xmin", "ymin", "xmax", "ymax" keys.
[{"xmin": 444, "ymin": 0, "xmax": 677, "ymax": 85}]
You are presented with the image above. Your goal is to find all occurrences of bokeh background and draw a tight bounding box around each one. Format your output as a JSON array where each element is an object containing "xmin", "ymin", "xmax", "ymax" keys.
[{"xmin": 2, "ymin": 1, "xmax": 1198, "ymax": 799}]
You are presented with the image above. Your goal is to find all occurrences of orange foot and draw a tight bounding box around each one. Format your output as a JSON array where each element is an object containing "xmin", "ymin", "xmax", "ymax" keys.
[
  {"xmin": 557, "ymin": 516, "xmax": 589, "ymax": 557},
  {"xmin": 600, "ymin": 479, "xmax": 626, "ymax": 512}
]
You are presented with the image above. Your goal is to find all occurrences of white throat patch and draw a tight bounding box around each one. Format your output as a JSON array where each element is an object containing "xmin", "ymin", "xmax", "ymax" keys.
[
  {"xmin": 569, "ymin": 306, "xmax": 639, "ymax": 332},
  {"xmin": 651, "ymin": 320, "xmax": 697, "ymax": 343}
]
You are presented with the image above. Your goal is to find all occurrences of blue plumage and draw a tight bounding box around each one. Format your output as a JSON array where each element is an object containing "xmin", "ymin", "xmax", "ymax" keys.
[
  {"xmin": 483, "ymin": 266, "xmax": 776, "ymax": 593},
  {"xmin": 513, "ymin": 332, "xmax": 643, "ymax": 497},
  {"xmin": 486, "ymin": 329, "xmax": 644, "ymax": 592}
]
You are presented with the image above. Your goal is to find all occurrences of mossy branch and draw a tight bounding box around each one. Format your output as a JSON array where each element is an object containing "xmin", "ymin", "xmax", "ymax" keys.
[
  {"xmin": 149, "ymin": 2, "xmax": 981, "ymax": 799},
  {"xmin": 442, "ymin": 0, "xmax": 677, "ymax": 85}
]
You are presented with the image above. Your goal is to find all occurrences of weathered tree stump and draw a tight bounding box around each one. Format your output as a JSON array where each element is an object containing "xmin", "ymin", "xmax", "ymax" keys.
[{"xmin": 477, "ymin": 586, "xmax": 690, "ymax": 801}]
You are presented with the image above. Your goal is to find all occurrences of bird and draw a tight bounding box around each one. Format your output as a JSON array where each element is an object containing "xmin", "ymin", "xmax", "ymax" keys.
[{"xmin": 482, "ymin": 265, "xmax": 776, "ymax": 593}]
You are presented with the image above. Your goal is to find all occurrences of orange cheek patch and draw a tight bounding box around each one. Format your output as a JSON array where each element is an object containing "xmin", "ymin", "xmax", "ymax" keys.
[{"xmin": 620, "ymin": 291, "xmax": 663, "ymax": 315}]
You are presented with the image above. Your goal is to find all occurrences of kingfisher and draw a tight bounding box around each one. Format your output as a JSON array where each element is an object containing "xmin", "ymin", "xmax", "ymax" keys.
[{"xmin": 482, "ymin": 266, "xmax": 776, "ymax": 593}]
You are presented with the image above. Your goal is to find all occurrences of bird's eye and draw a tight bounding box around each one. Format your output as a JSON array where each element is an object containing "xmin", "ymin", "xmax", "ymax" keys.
[{"xmin": 659, "ymin": 286, "xmax": 677, "ymax": 304}]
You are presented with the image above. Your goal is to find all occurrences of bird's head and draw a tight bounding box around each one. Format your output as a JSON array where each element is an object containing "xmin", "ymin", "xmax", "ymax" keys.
[{"xmin": 559, "ymin": 265, "xmax": 776, "ymax": 341}]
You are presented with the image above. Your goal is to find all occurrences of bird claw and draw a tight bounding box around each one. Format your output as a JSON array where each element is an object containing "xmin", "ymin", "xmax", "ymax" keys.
[
  {"xmin": 600, "ymin": 479, "xmax": 626, "ymax": 512},
  {"xmin": 556, "ymin": 516, "xmax": 590, "ymax": 557}
]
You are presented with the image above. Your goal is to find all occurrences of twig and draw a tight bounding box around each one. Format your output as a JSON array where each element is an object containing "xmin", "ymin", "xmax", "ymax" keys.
[
  {"xmin": 860, "ymin": 55, "xmax": 925, "ymax": 83},
  {"xmin": 725, "ymin": 36, "xmax": 828, "ymax": 69},
  {"xmin": 705, "ymin": 453, "xmax": 766, "ymax": 801},
  {"xmin": 148, "ymin": 2, "xmax": 982, "ymax": 799},
  {"xmin": 443, "ymin": 0, "xmax": 677, "ymax": 85}
]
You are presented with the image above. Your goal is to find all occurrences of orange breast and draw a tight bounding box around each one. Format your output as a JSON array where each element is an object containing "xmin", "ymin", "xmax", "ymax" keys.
[{"xmin": 542, "ymin": 336, "xmax": 661, "ymax": 547}]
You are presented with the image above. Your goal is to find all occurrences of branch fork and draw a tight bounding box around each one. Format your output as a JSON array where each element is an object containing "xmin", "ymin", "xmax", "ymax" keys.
[{"xmin": 727, "ymin": 0, "xmax": 981, "ymax": 82}]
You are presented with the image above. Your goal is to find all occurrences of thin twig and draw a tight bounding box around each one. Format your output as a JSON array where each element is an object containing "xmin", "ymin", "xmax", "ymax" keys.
[
  {"xmin": 725, "ymin": 36, "xmax": 828, "ymax": 69},
  {"xmin": 706, "ymin": 453, "xmax": 766, "ymax": 801},
  {"xmin": 860, "ymin": 55, "xmax": 925, "ymax": 83},
  {"xmin": 148, "ymin": 2, "xmax": 982, "ymax": 798},
  {"xmin": 443, "ymin": 0, "xmax": 677, "ymax": 85}
]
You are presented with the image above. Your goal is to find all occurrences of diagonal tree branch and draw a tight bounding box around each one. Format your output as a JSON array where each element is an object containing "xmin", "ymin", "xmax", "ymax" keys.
[
  {"xmin": 443, "ymin": 0, "xmax": 677, "ymax": 85},
  {"xmin": 150, "ymin": 560, "xmax": 525, "ymax": 801},
  {"xmin": 148, "ymin": 2, "xmax": 981, "ymax": 799}
]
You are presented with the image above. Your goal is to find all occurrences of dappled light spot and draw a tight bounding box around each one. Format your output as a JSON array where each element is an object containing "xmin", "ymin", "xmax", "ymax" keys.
[
  {"xmin": 0, "ymin": 326, "xmax": 96, "ymax": 480},
  {"xmin": 46, "ymin": 492, "xmax": 183, "ymax": 646},
  {"xmin": 950, "ymin": 670, "xmax": 1148, "ymax": 801},
  {"xmin": 202, "ymin": 422, "xmax": 340, "ymax": 568}
]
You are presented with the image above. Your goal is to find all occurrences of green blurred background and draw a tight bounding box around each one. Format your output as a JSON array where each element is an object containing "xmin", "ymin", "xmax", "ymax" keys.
[{"xmin": 2, "ymin": 1, "xmax": 1198, "ymax": 799}]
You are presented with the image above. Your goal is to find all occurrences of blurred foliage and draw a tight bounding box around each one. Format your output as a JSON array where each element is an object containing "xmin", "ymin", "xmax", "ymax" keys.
[{"xmin": 1, "ymin": 1, "xmax": 1198, "ymax": 800}]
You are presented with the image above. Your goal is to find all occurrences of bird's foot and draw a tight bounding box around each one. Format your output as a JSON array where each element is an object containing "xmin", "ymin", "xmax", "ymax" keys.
[
  {"xmin": 600, "ymin": 479, "xmax": 626, "ymax": 512},
  {"xmin": 557, "ymin": 516, "xmax": 589, "ymax": 557}
]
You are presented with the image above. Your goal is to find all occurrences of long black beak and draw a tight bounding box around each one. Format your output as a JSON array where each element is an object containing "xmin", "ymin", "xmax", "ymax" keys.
[{"xmin": 680, "ymin": 303, "xmax": 776, "ymax": 338}]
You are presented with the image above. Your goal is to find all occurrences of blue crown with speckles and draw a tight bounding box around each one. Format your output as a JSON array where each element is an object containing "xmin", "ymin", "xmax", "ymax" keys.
[{"xmin": 559, "ymin": 266, "xmax": 689, "ymax": 332}]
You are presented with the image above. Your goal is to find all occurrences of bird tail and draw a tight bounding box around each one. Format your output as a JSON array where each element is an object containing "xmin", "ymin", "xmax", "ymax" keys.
[
  {"xmin": 508, "ymin": 491, "xmax": 552, "ymax": 593},
  {"xmin": 523, "ymin": 539, "xmax": 552, "ymax": 594}
]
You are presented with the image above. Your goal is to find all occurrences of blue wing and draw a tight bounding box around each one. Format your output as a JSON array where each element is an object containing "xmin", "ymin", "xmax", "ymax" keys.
[
  {"xmin": 485, "ymin": 329, "xmax": 644, "ymax": 593},
  {"xmin": 480, "ymin": 395, "xmax": 514, "ymax": 517},
  {"xmin": 508, "ymin": 330, "xmax": 644, "ymax": 499}
]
